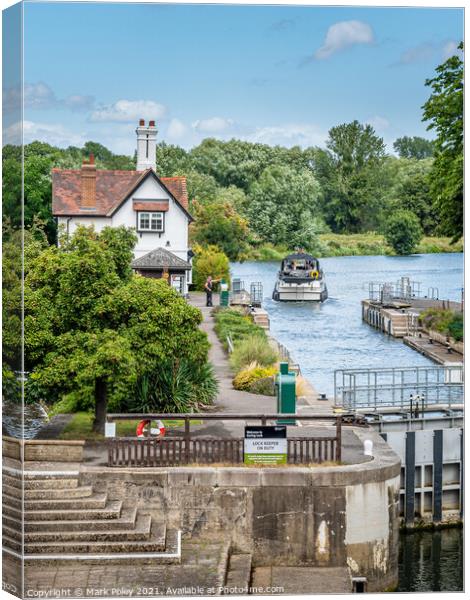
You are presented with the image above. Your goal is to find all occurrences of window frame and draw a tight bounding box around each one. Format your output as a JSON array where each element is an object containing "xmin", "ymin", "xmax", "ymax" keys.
[{"xmin": 137, "ymin": 211, "xmax": 165, "ymax": 233}]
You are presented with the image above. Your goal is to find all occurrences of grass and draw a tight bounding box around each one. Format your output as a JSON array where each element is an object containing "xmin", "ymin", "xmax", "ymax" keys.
[
  {"xmin": 59, "ymin": 412, "xmax": 202, "ymax": 441},
  {"xmin": 243, "ymin": 234, "xmax": 463, "ymax": 261}
]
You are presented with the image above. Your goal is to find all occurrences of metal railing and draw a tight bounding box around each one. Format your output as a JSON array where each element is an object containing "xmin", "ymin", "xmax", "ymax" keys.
[
  {"xmin": 334, "ymin": 365, "xmax": 464, "ymax": 410},
  {"xmin": 106, "ymin": 413, "xmax": 342, "ymax": 467},
  {"xmin": 368, "ymin": 277, "xmax": 422, "ymax": 303}
]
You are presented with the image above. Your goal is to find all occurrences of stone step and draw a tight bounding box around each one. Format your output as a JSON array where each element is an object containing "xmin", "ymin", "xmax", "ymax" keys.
[
  {"xmin": 24, "ymin": 521, "xmax": 166, "ymax": 555},
  {"xmin": 4, "ymin": 500, "xmax": 123, "ymax": 521},
  {"xmin": 22, "ymin": 506, "xmax": 138, "ymax": 532},
  {"xmin": 2, "ymin": 484, "xmax": 93, "ymax": 500},
  {"xmin": 25, "ymin": 486, "xmax": 93, "ymax": 500},
  {"xmin": 2, "ymin": 533, "xmax": 21, "ymax": 554},
  {"xmin": 2, "ymin": 473, "xmax": 79, "ymax": 490},
  {"xmin": 2, "ymin": 515, "xmax": 23, "ymax": 533},
  {"xmin": 19, "ymin": 492, "xmax": 108, "ymax": 512},
  {"xmin": 3, "ymin": 524, "xmax": 22, "ymax": 541},
  {"xmin": 23, "ymin": 513, "xmax": 153, "ymax": 545},
  {"xmin": 18, "ymin": 529, "xmax": 182, "ymax": 565}
]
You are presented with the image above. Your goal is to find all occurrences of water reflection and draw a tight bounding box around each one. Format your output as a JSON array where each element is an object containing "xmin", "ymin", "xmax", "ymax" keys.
[{"xmin": 398, "ymin": 528, "xmax": 463, "ymax": 592}]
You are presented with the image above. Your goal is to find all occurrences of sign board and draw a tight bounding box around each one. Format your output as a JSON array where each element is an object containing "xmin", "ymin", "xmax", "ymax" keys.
[
  {"xmin": 105, "ymin": 422, "xmax": 116, "ymax": 438},
  {"xmin": 244, "ymin": 426, "xmax": 287, "ymax": 465}
]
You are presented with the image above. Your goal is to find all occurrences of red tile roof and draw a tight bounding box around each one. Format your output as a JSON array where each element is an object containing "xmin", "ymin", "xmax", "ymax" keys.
[{"xmin": 52, "ymin": 169, "xmax": 190, "ymax": 217}]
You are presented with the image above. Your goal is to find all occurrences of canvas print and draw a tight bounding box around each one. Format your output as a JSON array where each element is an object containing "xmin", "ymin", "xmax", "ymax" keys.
[{"xmin": 2, "ymin": 1, "xmax": 464, "ymax": 598}]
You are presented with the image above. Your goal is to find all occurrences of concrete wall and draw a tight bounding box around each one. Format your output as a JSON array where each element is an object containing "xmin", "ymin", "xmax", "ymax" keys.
[{"xmin": 80, "ymin": 430, "xmax": 401, "ymax": 592}]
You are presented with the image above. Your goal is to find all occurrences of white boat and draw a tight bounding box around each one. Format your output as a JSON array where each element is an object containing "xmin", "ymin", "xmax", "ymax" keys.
[{"xmin": 272, "ymin": 253, "xmax": 328, "ymax": 302}]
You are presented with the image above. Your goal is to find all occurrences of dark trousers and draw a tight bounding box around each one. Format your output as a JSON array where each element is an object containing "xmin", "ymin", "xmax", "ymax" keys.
[{"xmin": 206, "ymin": 291, "xmax": 213, "ymax": 306}]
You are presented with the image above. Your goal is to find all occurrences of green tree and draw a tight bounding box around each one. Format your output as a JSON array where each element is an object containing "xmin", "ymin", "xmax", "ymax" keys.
[
  {"xmin": 24, "ymin": 225, "xmax": 210, "ymax": 432},
  {"xmin": 393, "ymin": 136, "xmax": 434, "ymax": 159},
  {"xmin": 190, "ymin": 200, "xmax": 249, "ymax": 261},
  {"xmin": 422, "ymin": 41, "xmax": 463, "ymax": 241},
  {"xmin": 192, "ymin": 244, "xmax": 231, "ymax": 290},
  {"xmin": 247, "ymin": 165, "xmax": 322, "ymax": 248},
  {"xmin": 385, "ymin": 210, "xmax": 423, "ymax": 255},
  {"xmin": 156, "ymin": 142, "xmax": 191, "ymax": 176},
  {"xmin": 314, "ymin": 121, "xmax": 386, "ymax": 233}
]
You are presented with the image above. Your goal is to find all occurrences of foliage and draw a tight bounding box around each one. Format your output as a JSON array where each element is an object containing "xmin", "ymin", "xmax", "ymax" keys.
[
  {"xmin": 192, "ymin": 244, "xmax": 231, "ymax": 290},
  {"xmin": 422, "ymin": 42, "xmax": 463, "ymax": 241},
  {"xmin": 384, "ymin": 210, "xmax": 423, "ymax": 255},
  {"xmin": 190, "ymin": 200, "xmax": 250, "ymax": 261},
  {"xmin": 314, "ymin": 121, "xmax": 386, "ymax": 233},
  {"xmin": 229, "ymin": 334, "xmax": 279, "ymax": 372},
  {"xmin": 393, "ymin": 136, "xmax": 434, "ymax": 159},
  {"xmin": 247, "ymin": 164, "xmax": 323, "ymax": 248},
  {"xmin": 419, "ymin": 309, "xmax": 463, "ymax": 341},
  {"xmin": 24, "ymin": 225, "xmax": 210, "ymax": 432},
  {"xmin": 213, "ymin": 308, "xmax": 266, "ymax": 349},
  {"xmin": 232, "ymin": 362, "xmax": 277, "ymax": 392},
  {"xmin": 128, "ymin": 358, "xmax": 217, "ymax": 414}
]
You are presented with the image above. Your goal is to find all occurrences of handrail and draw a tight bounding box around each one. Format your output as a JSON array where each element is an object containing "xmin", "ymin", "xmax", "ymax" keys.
[{"xmin": 106, "ymin": 412, "xmax": 348, "ymax": 421}]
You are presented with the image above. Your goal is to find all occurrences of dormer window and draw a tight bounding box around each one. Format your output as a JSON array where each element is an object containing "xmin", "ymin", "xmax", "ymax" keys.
[{"xmin": 138, "ymin": 211, "xmax": 164, "ymax": 232}]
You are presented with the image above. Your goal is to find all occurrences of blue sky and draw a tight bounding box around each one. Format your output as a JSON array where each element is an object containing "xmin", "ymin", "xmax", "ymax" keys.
[{"xmin": 3, "ymin": 2, "xmax": 464, "ymax": 153}]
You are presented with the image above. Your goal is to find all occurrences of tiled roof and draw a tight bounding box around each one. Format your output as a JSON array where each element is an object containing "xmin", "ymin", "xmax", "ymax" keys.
[
  {"xmin": 132, "ymin": 247, "xmax": 191, "ymax": 270},
  {"xmin": 52, "ymin": 169, "xmax": 190, "ymax": 217}
]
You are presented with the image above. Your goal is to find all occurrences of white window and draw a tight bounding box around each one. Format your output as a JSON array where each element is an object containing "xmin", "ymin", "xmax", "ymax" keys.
[{"xmin": 138, "ymin": 212, "xmax": 164, "ymax": 232}]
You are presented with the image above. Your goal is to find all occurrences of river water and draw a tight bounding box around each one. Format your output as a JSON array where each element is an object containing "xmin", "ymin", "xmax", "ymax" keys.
[
  {"xmin": 230, "ymin": 253, "xmax": 463, "ymax": 396},
  {"xmin": 231, "ymin": 253, "xmax": 464, "ymax": 592}
]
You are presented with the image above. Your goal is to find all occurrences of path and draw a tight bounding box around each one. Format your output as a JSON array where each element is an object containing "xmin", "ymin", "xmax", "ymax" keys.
[{"xmin": 188, "ymin": 292, "xmax": 335, "ymax": 418}]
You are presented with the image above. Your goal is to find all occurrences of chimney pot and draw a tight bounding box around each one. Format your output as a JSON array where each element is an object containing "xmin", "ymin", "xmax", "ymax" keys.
[
  {"xmin": 89, "ymin": 153, "xmax": 94, "ymax": 165},
  {"xmin": 139, "ymin": 119, "xmax": 145, "ymax": 126},
  {"xmin": 149, "ymin": 120, "xmax": 155, "ymax": 127}
]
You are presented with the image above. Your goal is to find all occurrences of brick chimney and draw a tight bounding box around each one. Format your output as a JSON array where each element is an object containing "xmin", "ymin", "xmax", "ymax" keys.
[
  {"xmin": 136, "ymin": 119, "xmax": 157, "ymax": 171},
  {"xmin": 81, "ymin": 153, "xmax": 96, "ymax": 209}
]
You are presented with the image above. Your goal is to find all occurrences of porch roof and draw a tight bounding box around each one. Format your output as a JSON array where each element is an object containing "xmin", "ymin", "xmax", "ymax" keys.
[{"xmin": 132, "ymin": 247, "xmax": 192, "ymax": 271}]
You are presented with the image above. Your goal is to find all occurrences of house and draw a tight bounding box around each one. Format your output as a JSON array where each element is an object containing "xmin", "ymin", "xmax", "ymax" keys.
[{"xmin": 52, "ymin": 120, "xmax": 194, "ymax": 295}]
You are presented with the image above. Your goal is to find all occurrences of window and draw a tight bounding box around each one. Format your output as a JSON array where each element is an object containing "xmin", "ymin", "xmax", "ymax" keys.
[{"xmin": 138, "ymin": 212, "xmax": 164, "ymax": 232}]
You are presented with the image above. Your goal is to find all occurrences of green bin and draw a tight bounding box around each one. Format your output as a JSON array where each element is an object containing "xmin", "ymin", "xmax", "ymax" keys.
[
  {"xmin": 219, "ymin": 279, "xmax": 230, "ymax": 307},
  {"xmin": 276, "ymin": 362, "xmax": 296, "ymax": 424}
]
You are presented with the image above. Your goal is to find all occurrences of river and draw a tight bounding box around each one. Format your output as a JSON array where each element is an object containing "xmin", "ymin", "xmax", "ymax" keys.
[
  {"xmin": 231, "ymin": 253, "xmax": 464, "ymax": 592},
  {"xmin": 230, "ymin": 253, "xmax": 463, "ymax": 396}
]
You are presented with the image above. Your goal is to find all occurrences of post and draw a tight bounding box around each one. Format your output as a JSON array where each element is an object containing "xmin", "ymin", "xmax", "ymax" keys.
[
  {"xmin": 184, "ymin": 416, "xmax": 190, "ymax": 464},
  {"xmin": 335, "ymin": 415, "xmax": 342, "ymax": 462}
]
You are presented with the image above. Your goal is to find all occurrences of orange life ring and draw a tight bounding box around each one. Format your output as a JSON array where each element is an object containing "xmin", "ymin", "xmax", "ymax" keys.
[{"xmin": 136, "ymin": 419, "xmax": 166, "ymax": 438}]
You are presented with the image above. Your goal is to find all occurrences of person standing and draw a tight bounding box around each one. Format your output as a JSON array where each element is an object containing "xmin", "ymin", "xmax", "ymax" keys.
[{"xmin": 204, "ymin": 276, "xmax": 220, "ymax": 307}]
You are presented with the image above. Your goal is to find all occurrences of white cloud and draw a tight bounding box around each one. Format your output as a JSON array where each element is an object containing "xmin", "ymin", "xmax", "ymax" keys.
[
  {"xmin": 366, "ymin": 115, "xmax": 390, "ymax": 131},
  {"xmin": 192, "ymin": 116, "xmax": 234, "ymax": 133},
  {"xmin": 166, "ymin": 118, "xmax": 187, "ymax": 140},
  {"xmin": 314, "ymin": 20, "xmax": 374, "ymax": 60},
  {"xmin": 3, "ymin": 81, "xmax": 94, "ymax": 113},
  {"xmin": 442, "ymin": 40, "xmax": 459, "ymax": 60},
  {"xmin": 90, "ymin": 99, "xmax": 167, "ymax": 123},
  {"xmin": 243, "ymin": 123, "xmax": 327, "ymax": 148},
  {"xmin": 398, "ymin": 43, "xmax": 435, "ymax": 65},
  {"xmin": 3, "ymin": 120, "xmax": 86, "ymax": 147},
  {"xmin": 63, "ymin": 94, "xmax": 95, "ymax": 112}
]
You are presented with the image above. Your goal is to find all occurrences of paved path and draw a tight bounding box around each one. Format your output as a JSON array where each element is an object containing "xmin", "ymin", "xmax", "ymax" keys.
[
  {"xmin": 188, "ymin": 292, "xmax": 335, "ymax": 417},
  {"xmin": 189, "ymin": 292, "xmax": 278, "ymax": 414}
]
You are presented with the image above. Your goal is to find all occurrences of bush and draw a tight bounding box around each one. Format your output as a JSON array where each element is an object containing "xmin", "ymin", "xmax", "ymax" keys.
[
  {"xmin": 385, "ymin": 210, "xmax": 423, "ymax": 255},
  {"xmin": 233, "ymin": 362, "xmax": 277, "ymax": 392},
  {"xmin": 213, "ymin": 308, "xmax": 265, "ymax": 349},
  {"xmin": 419, "ymin": 308, "xmax": 463, "ymax": 341},
  {"xmin": 229, "ymin": 334, "xmax": 279, "ymax": 372},
  {"xmin": 192, "ymin": 243, "xmax": 230, "ymax": 291},
  {"xmin": 128, "ymin": 358, "xmax": 218, "ymax": 414}
]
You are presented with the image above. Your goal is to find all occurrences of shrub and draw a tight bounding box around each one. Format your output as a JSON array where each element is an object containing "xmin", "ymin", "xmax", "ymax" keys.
[
  {"xmin": 128, "ymin": 358, "xmax": 218, "ymax": 414},
  {"xmin": 192, "ymin": 243, "xmax": 230, "ymax": 290},
  {"xmin": 213, "ymin": 308, "xmax": 265, "ymax": 349},
  {"xmin": 229, "ymin": 334, "xmax": 279, "ymax": 372},
  {"xmin": 248, "ymin": 376, "xmax": 276, "ymax": 396},
  {"xmin": 384, "ymin": 210, "xmax": 423, "ymax": 255},
  {"xmin": 419, "ymin": 308, "xmax": 463, "ymax": 341},
  {"xmin": 233, "ymin": 362, "xmax": 277, "ymax": 392},
  {"xmin": 448, "ymin": 314, "xmax": 463, "ymax": 341}
]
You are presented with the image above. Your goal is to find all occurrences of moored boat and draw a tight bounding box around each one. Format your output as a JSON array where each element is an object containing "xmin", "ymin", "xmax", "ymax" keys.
[{"xmin": 272, "ymin": 252, "xmax": 328, "ymax": 302}]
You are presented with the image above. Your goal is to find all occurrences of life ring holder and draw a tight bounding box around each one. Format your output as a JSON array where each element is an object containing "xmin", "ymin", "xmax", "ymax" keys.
[{"xmin": 136, "ymin": 419, "xmax": 166, "ymax": 439}]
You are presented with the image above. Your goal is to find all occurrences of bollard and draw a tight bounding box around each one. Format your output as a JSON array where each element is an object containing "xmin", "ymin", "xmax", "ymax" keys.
[{"xmin": 364, "ymin": 439, "xmax": 373, "ymax": 456}]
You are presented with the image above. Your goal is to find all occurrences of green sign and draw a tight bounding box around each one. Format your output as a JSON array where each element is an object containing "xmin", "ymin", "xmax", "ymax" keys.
[{"xmin": 244, "ymin": 426, "xmax": 287, "ymax": 465}]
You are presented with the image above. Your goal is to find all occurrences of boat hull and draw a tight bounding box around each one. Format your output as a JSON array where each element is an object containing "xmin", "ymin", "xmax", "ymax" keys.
[{"xmin": 272, "ymin": 281, "xmax": 328, "ymax": 302}]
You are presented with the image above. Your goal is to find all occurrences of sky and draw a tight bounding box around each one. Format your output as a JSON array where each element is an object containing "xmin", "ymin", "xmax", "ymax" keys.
[{"xmin": 2, "ymin": 1, "xmax": 464, "ymax": 154}]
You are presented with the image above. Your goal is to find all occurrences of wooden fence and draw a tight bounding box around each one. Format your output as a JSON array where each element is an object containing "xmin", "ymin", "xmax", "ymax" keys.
[{"xmin": 106, "ymin": 413, "xmax": 342, "ymax": 467}]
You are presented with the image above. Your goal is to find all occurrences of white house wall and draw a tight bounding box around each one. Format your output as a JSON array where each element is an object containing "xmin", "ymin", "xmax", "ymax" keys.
[{"xmin": 112, "ymin": 176, "xmax": 189, "ymax": 261}]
